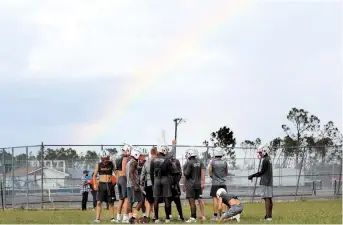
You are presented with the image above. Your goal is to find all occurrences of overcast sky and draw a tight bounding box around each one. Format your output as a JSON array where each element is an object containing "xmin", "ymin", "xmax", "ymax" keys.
[{"xmin": 0, "ymin": 0, "xmax": 341, "ymax": 158}]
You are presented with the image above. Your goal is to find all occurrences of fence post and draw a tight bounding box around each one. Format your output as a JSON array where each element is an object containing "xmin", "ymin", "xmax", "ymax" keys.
[
  {"xmin": 251, "ymin": 156, "xmax": 262, "ymax": 202},
  {"xmin": 26, "ymin": 146, "xmax": 29, "ymax": 210},
  {"xmin": 1, "ymin": 148, "xmax": 5, "ymax": 209},
  {"xmin": 11, "ymin": 147, "xmax": 14, "ymax": 209},
  {"xmin": 295, "ymin": 147, "xmax": 306, "ymax": 200},
  {"xmin": 312, "ymin": 181, "xmax": 316, "ymax": 196},
  {"xmin": 40, "ymin": 142, "xmax": 44, "ymax": 210},
  {"xmin": 337, "ymin": 156, "xmax": 342, "ymax": 197}
]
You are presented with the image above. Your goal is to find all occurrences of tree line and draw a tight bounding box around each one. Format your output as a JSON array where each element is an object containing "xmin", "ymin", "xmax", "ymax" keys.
[
  {"xmin": 0, "ymin": 107, "xmax": 341, "ymax": 172},
  {"xmin": 201, "ymin": 107, "xmax": 342, "ymax": 170}
]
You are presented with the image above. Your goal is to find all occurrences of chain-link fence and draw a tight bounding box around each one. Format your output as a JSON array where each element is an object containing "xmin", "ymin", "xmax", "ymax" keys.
[{"xmin": 0, "ymin": 144, "xmax": 341, "ymax": 209}]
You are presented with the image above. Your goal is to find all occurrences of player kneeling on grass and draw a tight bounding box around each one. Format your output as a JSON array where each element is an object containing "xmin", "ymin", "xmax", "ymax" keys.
[{"xmin": 216, "ymin": 188, "xmax": 242, "ymax": 223}]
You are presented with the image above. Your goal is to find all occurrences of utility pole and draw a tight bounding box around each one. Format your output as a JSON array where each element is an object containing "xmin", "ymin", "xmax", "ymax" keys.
[
  {"xmin": 173, "ymin": 118, "xmax": 186, "ymax": 156},
  {"xmin": 173, "ymin": 118, "xmax": 186, "ymax": 141}
]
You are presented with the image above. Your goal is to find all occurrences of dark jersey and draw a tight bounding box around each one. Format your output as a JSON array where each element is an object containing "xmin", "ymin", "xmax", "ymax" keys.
[
  {"xmin": 98, "ymin": 161, "xmax": 114, "ymax": 175},
  {"xmin": 150, "ymin": 154, "xmax": 171, "ymax": 184},
  {"xmin": 183, "ymin": 157, "xmax": 204, "ymax": 189},
  {"xmin": 115, "ymin": 154, "xmax": 126, "ymax": 171},
  {"xmin": 258, "ymin": 156, "xmax": 273, "ymax": 186}
]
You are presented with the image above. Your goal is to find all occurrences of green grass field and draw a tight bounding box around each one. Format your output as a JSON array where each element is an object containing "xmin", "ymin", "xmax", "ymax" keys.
[{"xmin": 0, "ymin": 200, "xmax": 341, "ymax": 224}]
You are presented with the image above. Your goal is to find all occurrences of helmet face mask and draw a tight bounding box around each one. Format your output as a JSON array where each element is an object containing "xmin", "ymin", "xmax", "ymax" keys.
[
  {"xmin": 157, "ymin": 145, "xmax": 169, "ymax": 155},
  {"xmin": 131, "ymin": 147, "xmax": 142, "ymax": 160},
  {"xmin": 101, "ymin": 150, "xmax": 110, "ymax": 164},
  {"xmin": 257, "ymin": 148, "xmax": 269, "ymax": 159}
]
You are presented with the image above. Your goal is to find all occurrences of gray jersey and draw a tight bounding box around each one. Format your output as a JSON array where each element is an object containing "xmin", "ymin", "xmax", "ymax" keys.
[
  {"xmin": 141, "ymin": 158, "xmax": 152, "ymax": 186},
  {"xmin": 126, "ymin": 159, "xmax": 133, "ymax": 187},
  {"xmin": 210, "ymin": 158, "xmax": 228, "ymax": 185},
  {"xmin": 259, "ymin": 156, "xmax": 273, "ymax": 186},
  {"xmin": 183, "ymin": 157, "xmax": 204, "ymax": 189}
]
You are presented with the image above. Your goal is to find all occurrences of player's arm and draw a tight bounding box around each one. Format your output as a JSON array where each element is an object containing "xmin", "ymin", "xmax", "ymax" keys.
[
  {"xmin": 201, "ymin": 161, "xmax": 205, "ymax": 188},
  {"xmin": 248, "ymin": 159, "xmax": 267, "ymax": 179},
  {"xmin": 184, "ymin": 163, "xmax": 191, "ymax": 179},
  {"xmin": 93, "ymin": 164, "xmax": 99, "ymax": 190},
  {"xmin": 150, "ymin": 159, "xmax": 155, "ymax": 185},
  {"xmin": 122, "ymin": 157, "xmax": 127, "ymax": 175},
  {"xmin": 208, "ymin": 160, "xmax": 213, "ymax": 177},
  {"xmin": 176, "ymin": 160, "xmax": 182, "ymax": 182},
  {"xmin": 255, "ymin": 159, "xmax": 268, "ymax": 177},
  {"xmin": 225, "ymin": 161, "xmax": 229, "ymax": 176}
]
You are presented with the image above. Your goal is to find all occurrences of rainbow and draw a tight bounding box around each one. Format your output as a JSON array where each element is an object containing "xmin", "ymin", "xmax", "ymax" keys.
[{"xmin": 75, "ymin": 0, "xmax": 253, "ymax": 144}]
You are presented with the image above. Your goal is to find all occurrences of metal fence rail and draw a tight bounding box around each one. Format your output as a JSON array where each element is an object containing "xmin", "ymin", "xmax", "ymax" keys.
[{"xmin": 0, "ymin": 143, "xmax": 342, "ymax": 209}]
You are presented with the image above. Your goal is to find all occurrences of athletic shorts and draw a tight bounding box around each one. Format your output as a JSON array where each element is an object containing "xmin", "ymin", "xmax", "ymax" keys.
[
  {"xmin": 145, "ymin": 186, "xmax": 154, "ymax": 204},
  {"xmin": 127, "ymin": 186, "xmax": 144, "ymax": 203},
  {"xmin": 96, "ymin": 182, "xmax": 116, "ymax": 203},
  {"xmin": 117, "ymin": 176, "xmax": 127, "ymax": 200},
  {"xmin": 260, "ymin": 185, "xmax": 273, "ymax": 199},
  {"xmin": 222, "ymin": 203, "xmax": 243, "ymax": 219},
  {"xmin": 210, "ymin": 185, "xmax": 227, "ymax": 197},
  {"xmin": 153, "ymin": 176, "xmax": 172, "ymax": 198},
  {"xmin": 186, "ymin": 188, "xmax": 202, "ymax": 200}
]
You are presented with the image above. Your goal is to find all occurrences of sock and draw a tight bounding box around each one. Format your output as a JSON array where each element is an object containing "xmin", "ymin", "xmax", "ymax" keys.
[
  {"xmin": 117, "ymin": 214, "xmax": 121, "ymax": 220},
  {"xmin": 143, "ymin": 213, "xmax": 147, "ymax": 217},
  {"xmin": 123, "ymin": 214, "xmax": 128, "ymax": 220}
]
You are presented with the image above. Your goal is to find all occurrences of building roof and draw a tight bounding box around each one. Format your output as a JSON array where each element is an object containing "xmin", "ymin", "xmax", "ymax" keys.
[{"xmin": 5, "ymin": 167, "xmax": 39, "ymax": 176}]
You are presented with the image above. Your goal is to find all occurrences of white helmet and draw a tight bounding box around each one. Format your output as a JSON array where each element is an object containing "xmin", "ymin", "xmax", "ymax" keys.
[
  {"xmin": 141, "ymin": 148, "xmax": 149, "ymax": 156},
  {"xmin": 131, "ymin": 147, "xmax": 142, "ymax": 160},
  {"xmin": 187, "ymin": 149, "xmax": 197, "ymax": 159},
  {"xmin": 157, "ymin": 145, "xmax": 169, "ymax": 155},
  {"xmin": 257, "ymin": 144, "xmax": 270, "ymax": 159},
  {"xmin": 100, "ymin": 150, "xmax": 110, "ymax": 163},
  {"xmin": 214, "ymin": 147, "xmax": 224, "ymax": 157},
  {"xmin": 122, "ymin": 144, "xmax": 132, "ymax": 155},
  {"xmin": 216, "ymin": 188, "xmax": 227, "ymax": 199}
]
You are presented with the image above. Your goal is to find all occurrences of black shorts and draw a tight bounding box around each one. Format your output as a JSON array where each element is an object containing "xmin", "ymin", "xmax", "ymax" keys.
[
  {"xmin": 97, "ymin": 182, "xmax": 116, "ymax": 203},
  {"xmin": 186, "ymin": 188, "xmax": 202, "ymax": 200},
  {"xmin": 145, "ymin": 186, "xmax": 154, "ymax": 204},
  {"xmin": 117, "ymin": 176, "xmax": 127, "ymax": 200},
  {"xmin": 210, "ymin": 185, "xmax": 227, "ymax": 197}
]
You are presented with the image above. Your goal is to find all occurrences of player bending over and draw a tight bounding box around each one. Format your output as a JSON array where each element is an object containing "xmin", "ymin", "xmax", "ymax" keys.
[{"xmin": 216, "ymin": 188, "xmax": 243, "ymax": 223}]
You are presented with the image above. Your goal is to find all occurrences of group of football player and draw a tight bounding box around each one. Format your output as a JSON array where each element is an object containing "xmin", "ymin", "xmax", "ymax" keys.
[{"xmin": 91, "ymin": 141, "xmax": 273, "ymax": 223}]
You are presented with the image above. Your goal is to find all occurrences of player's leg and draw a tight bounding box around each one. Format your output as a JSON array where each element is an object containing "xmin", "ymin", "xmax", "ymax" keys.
[
  {"xmin": 161, "ymin": 176, "xmax": 173, "ymax": 222},
  {"xmin": 173, "ymin": 196, "xmax": 185, "ymax": 221},
  {"xmin": 129, "ymin": 189, "xmax": 144, "ymax": 223},
  {"xmin": 108, "ymin": 183, "xmax": 116, "ymax": 222},
  {"xmin": 152, "ymin": 180, "xmax": 162, "ymax": 222},
  {"xmin": 210, "ymin": 185, "xmax": 219, "ymax": 220},
  {"xmin": 185, "ymin": 188, "xmax": 197, "ymax": 223},
  {"xmin": 145, "ymin": 185, "xmax": 154, "ymax": 220},
  {"xmin": 94, "ymin": 183, "xmax": 105, "ymax": 222},
  {"xmin": 261, "ymin": 185, "xmax": 273, "ymax": 221}
]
